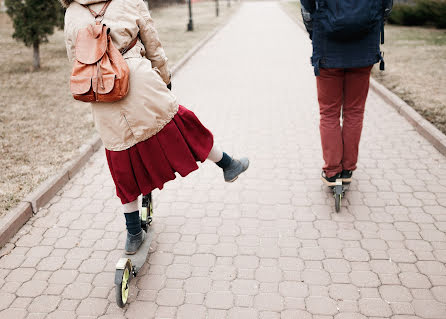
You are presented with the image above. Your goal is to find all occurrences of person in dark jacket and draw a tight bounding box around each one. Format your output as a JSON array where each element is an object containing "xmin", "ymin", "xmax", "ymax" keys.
[{"xmin": 300, "ymin": 0, "xmax": 393, "ymax": 185}]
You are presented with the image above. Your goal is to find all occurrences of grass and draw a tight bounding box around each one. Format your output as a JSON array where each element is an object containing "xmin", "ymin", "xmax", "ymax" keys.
[
  {"xmin": 373, "ymin": 25, "xmax": 446, "ymax": 135},
  {"xmin": 0, "ymin": 1, "xmax": 239, "ymax": 217},
  {"xmin": 280, "ymin": 1, "xmax": 446, "ymax": 135}
]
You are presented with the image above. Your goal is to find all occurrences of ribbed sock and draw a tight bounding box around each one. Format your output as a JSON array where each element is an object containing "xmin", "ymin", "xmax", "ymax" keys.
[
  {"xmin": 216, "ymin": 152, "xmax": 232, "ymax": 169},
  {"xmin": 124, "ymin": 210, "xmax": 141, "ymax": 235}
]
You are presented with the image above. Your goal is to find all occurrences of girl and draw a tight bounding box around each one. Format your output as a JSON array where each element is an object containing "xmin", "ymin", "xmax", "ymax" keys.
[{"xmin": 60, "ymin": 0, "xmax": 249, "ymax": 254}]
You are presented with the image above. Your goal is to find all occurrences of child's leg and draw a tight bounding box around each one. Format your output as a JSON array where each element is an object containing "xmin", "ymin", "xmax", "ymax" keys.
[
  {"xmin": 123, "ymin": 199, "xmax": 145, "ymax": 255},
  {"xmin": 207, "ymin": 145, "xmax": 223, "ymax": 162},
  {"xmin": 123, "ymin": 200, "xmax": 140, "ymax": 235},
  {"xmin": 206, "ymin": 144, "xmax": 249, "ymax": 182}
]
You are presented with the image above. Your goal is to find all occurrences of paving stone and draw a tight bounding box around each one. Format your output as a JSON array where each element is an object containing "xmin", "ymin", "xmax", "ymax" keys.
[
  {"xmin": 417, "ymin": 261, "xmax": 446, "ymax": 276},
  {"xmin": 279, "ymin": 281, "xmax": 308, "ymax": 298},
  {"xmin": 350, "ymin": 271, "xmax": 380, "ymax": 288},
  {"xmin": 28, "ymin": 295, "xmax": 61, "ymax": 313},
  {"xmin": 282, "ymin": 310, "xmax": 312, "ymax": 319},
  {"xmin": 184, "ymin": 277, "xmax": 211, "ymax": 293},
  {"xmin": 329, "ymin": 284, "xmax": 360, "ymax": 301},
  {"xmin": 399, "ymin": 272, "xmax": 432, "ymax": 289},
  {"xmin": 379, "ymin": 285, "xmax": 412, "ymax": 302},
  {"xmin": 46, "ymin": 311, "xmax": 77, "ymax": 319},
  {"xmin": 16, "ymin": 280, "xmax": 48, "ymax": 297},
  {"xmin": 0, "ymin": 308, "xmax": 27, "ymax": 319},
  {"xmin": 306, "ymin": 296, "xmax": 338, "ymax": 315},
  {"xmin": 302, "ymin": 269, "xmax": 331, "ymax": 285},
  {"xmin": 6, "ymin": 267, "xmax": 36, "ymax": 283},
  {"xmin": 137, "ymin": 274, "xmax": 166, "ymax": 291},
  {"xmin": 254, "ymin": 293, "xmax": 283, "ymax": 312},
  {"xmin": 413, "ymin": 299, "xmax": 446, "ymax": 319},
  {"xmin": 156, "ymin": 288, "xmax": 185, "ymax": 306},
  {"xmin": 177, "ymin": 304, "xmax": 206, "ymax": 319},
  {"xmin": 125, "ymin": 301, "xmax": 157, "ymax": 318},
  {"xmin": 390, "ymin": 302, "xmax": 415, "ymax": 315},
  {"xmin": 358, "ymin": 298, "xmax": 392, "ymax": 317},
  {"xmin": 234, "ymin": 255, "xmax": 259, "ymax": 269},
  {"xmin": 205, "ymin": 291, "xmax": 234, "ymax": 310},
  {"xmin": 343, "ymin": 248, "xmax": 370, "ymax": 262},
  {"xmin": 63, "ymin": 282, "xmax": 92, "ymax": 299},
  {"xmin": 231, "ymin": 279, "xmax": 259, "ymax": 295},
  {"xmin": 0, "ymin": 292, "xmax": 15, "ymax": 311},
  {"xmin": 431, "ymin": 286, "xmax": 446, "ymax": 303},
  {"xmin": 76, "ymin": 298, "xmax": 108, "ymax": 316}
]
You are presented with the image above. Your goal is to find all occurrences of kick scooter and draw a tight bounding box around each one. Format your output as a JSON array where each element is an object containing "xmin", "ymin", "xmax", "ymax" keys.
[
  {"xmin": 115, "ymin": 193, "xmax": 154, "ymax": 308},
  {"xmin": 331, "ymin": 178, "xmax": 349, "ymax": 213}
]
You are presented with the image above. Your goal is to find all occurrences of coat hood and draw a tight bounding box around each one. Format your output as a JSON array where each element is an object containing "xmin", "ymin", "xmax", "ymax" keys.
[{"xmin": 59, "ymin": 0, "xmax": 109, "ymax": 8}]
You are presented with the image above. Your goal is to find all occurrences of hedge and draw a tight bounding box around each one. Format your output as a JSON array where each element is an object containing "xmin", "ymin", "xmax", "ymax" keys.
[{"xmin": 388, "ymin": 0, "xmax": 446, "ymax": 28}]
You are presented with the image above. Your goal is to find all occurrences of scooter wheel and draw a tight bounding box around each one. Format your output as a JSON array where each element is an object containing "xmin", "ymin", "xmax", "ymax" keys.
[
  {"xmin": 115, "ymin": 260, "xmax": 132, "ymax": 308},
  {"xmin": 335, "ymin": 193, "xmax": 342, "ymax": 213}
]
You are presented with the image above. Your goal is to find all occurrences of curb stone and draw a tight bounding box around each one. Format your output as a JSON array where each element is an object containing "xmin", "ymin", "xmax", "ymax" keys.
[
  {"xmin": 280, "ymin": 5, "xmax": 446, "ymax": 158},
  {"xmin": 0, "ymin": 9, "xmax": 239, "ymax": 249}
]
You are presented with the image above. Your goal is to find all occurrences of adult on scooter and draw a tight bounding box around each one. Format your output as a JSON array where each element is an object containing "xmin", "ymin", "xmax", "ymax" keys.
[{"xmin": 300, "ymin": 0, "xmax": 393, "ymax": 186}]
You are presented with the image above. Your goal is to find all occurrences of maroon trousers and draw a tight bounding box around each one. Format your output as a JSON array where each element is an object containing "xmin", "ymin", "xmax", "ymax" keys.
[{"xmin": 316, "ymin": 66, "xmax": 373, "ymax": 178}]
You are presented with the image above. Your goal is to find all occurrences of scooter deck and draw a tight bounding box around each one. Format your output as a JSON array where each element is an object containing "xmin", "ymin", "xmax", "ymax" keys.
[{"xmin": 118, "ymin": 227, "xmax": 154, "ymax": 275}]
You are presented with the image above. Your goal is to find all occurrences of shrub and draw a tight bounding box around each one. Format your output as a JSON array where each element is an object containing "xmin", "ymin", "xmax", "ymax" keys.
[{"xmin": 388, "ymin": 0, "xmax": 446, "ymax": 29}]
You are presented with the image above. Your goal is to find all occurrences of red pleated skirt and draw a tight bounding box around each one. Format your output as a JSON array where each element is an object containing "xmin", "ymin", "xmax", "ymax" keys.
[{"xmin": 106, "ymin": 105, "xmax": 214, "ymax": 204}]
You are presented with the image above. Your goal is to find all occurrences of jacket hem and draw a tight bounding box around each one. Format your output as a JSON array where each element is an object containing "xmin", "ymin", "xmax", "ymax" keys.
[{"xmin": 103, "ymin": 102, "xmax": 180, "ymax": 152}]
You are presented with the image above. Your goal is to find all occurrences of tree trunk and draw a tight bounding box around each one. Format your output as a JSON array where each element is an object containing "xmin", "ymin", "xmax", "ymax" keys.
[{"xmin": 33, "ymin": 41, "xmax": 40, "ymax": 70}]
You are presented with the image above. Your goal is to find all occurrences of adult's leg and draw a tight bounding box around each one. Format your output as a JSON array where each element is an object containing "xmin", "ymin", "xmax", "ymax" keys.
[
  {"xmin": 341, "ymin": 66, "xmax": 373, "ymax": 171},
  {"xmin": 317, "ymin": 68, "xmax": 345, "ymax": 177}
]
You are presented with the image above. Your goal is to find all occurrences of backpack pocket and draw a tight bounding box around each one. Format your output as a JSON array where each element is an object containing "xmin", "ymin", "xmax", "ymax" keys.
[
  {"xmin": 71, "ymin": 75, "xmax": 95, "ymax": 102},
  {"xmin": 92, "ymin": 74, "xmax": 116, "ymax": 95},
  {"xmin": 317, "ymin": 0, "xmax": 381, "ymax": 41}
]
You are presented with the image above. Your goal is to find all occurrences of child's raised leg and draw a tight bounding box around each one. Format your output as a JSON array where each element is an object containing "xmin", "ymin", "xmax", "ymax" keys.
[{"xmin": 206, "ymin": 145, "xmax": 249, "ymax": 183}]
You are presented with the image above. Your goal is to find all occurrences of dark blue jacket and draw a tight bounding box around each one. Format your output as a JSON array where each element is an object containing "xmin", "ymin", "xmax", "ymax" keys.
[{"xmin": 300, "ymin": 0, "xmax": 393, "ymax": 76}]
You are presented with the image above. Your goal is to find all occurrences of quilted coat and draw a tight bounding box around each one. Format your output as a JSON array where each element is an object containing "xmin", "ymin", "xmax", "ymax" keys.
[{"xmin": 61, "ymin": 0, "xmax": 178, "ymax": 151}]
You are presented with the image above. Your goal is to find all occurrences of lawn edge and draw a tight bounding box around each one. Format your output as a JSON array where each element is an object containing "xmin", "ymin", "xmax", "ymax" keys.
[
  {"xmin": 280, "ymin": 3, "xmax": 446, "ymax": 158},
  {"xmin": 0, "ymin": 7, "xmax": 239, "ymax": 249}
]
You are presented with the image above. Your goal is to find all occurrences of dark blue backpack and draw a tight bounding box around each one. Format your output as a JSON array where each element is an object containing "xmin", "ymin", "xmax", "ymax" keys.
[{"xmin": 316, "ymin": 0, "xmax": 383, "ymax": 41}]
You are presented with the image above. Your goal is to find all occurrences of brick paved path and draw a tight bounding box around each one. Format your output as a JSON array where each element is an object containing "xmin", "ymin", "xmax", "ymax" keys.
[{"xmin": 1, "ymin": 2, "xmax": 446, "ymax": 318}]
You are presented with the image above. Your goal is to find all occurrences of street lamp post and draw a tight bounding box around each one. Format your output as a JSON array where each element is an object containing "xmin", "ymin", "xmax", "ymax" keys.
[
  {"xmin": 216, "ymin": 0, "xmax": 219, "ymax": 17},
  {"xmin": 187, "ymin": 0, "xmax": 194, "ymax": 31}
]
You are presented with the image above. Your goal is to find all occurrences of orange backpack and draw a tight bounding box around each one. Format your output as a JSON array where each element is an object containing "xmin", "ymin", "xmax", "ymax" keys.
[{"xmin": 70, "ymin": 1, "xmax": 136, "ymax": 103}]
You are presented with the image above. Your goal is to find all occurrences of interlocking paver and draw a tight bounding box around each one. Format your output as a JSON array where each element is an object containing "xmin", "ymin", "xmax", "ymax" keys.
[{"xmin": 1, "ymin": 2, "xmax": 446, "ymax": 318}]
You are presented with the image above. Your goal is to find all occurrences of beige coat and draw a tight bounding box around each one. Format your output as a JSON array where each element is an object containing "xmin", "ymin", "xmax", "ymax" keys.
[{"xmin": 61, "ymin": 0, "xmax": 179, "ymax": 151}]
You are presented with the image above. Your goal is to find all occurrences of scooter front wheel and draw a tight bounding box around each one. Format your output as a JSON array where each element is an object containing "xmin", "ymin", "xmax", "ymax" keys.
[
  {"xmin": 334, "ymin": 193, "xmax": 342, "ymax": 213},
  {"xmin": 115, "ymin": 258, "xmax": 132, "ymax": 308}
]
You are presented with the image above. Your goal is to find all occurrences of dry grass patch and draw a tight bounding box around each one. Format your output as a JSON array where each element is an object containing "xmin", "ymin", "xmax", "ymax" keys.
[
  {"xmin": 0, "ymin": 1, "xmax": 239, "ymax": 216},
  {"xmin": 280, "ymin": 1, "xmax": 446, "ymax": 135},
  {"xmin": 372, "ymin": 25, "xmax": 446, "ymax": 134}
]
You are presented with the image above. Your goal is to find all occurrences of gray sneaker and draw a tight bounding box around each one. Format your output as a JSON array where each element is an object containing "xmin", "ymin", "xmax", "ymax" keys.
[
  {"xmin": 125, "ymin": 230, "xmax": 146, "ymax": 255},
  {"xmin": 223, "ymin": 157, "xmax": 249, "ymax": 182}
]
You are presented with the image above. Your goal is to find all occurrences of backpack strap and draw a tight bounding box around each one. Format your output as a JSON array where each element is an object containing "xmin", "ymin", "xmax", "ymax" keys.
[
  {"xmin": 121, "ymin": 37, "xmax": 138, "ymax": 55},
  {"xmin": 84, "ymin": 1, "xmax": 111, "ymax": 19}
]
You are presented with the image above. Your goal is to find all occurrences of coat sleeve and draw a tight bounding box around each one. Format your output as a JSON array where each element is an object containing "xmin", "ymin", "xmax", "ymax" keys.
[
  {"xmin": 136, "ymin": 0, "xmax": 171, "ymax": 84},
  {"xmin": 300, "ymin": 0, "xmax": 315, "ymax": 39},
  {"xmin": 63, "ymin": 9, "xmax": 76, "ymax": 62},
  {"xmin": 300, "ymin": 0, "xmax": 315, "ymax": 13}
]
